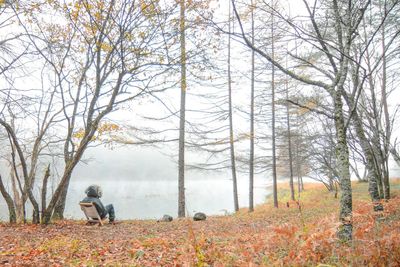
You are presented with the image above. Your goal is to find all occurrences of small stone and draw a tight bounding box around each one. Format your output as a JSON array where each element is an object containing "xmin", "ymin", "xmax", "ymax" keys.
[
  {"xmin": 193, "ymin": 212, "xmax": 206, "ymax": 221},
  {"xmin": 158, "ymin": 214, "xmax": 173, "ymax": 222}
]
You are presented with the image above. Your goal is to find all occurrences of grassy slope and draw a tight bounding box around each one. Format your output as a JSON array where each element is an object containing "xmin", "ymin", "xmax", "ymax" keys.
[{"xmin": 1, "ymin": 180, "xmax": 400, "ymax": 266}]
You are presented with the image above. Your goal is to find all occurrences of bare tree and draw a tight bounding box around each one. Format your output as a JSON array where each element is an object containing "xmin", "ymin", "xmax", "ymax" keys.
[
  {"xmin": 232, "ymin": 0, "xmax": 378, "ymax": 241},
  {"xmin": 0, "ymin": 0, "xmax": 173, "ymax": 224},
  {"xmin": 177, "ymin": 0, "xmax": 187, "ymax": 218},
  {"xmin": 228, "ymin": 0, "xmax": 239, "ymax": 212},
  {"xmin": 248, "ymin": 0, "xmax": 256, "ymax": 212},
  {"xmin": 270, "ymin": 0, "xmax": 278, "ymax": 209}
]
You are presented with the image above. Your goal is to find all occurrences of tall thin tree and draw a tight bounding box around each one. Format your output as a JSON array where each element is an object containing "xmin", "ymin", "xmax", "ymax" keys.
[
  {"xmin": 271, "ymin": 0, "xmax": 278, "ymax": 208},
  {"xmin": 228, "ymin": 0, "xmax": 239, "ymax": 212},
  {"xmin": 178, "ymin": 0, "xmax": 187, "ymax": 218},
  {"xmin": 248, "ymin": 0, "xmax": 255, "ymax": 212}
]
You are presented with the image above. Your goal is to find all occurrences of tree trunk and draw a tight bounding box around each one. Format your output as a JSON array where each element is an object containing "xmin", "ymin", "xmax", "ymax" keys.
[
  {"xmin": 52, "ymin": 174, "xmax": 70, "ymax": 220},
  {"xmin": 357, "ymin": 125, "xmax": 382, "ymax": 211},
  {"xmin": 334, "ymin": 90, "xmax": 353, "ymax": 242},
  {"xmin": 286, "ymin": 80, "xmax": 295, "ymax": 201},
  {"xmin": 364, "ymin": 43, "xmax": 386, "ymax": 200},
  {"xmin": 42, "ymin": 142, "xmax": 88, "ymax": 224},
  {"xmin": 27, "ymin": 187, "xmax": 40, "ymax": 224},
  {"xmin": 228, "ymin": 0, "xmax": 239, "ymax": 212},
  {"xmin": 3, "ymin": 121, "xmax": 40, "ymax": 224},
  {"xmin": 380, "ymin": 1, "xmax": 390, "ymax": 199},
  {"xmin": 248, "ymin": 0, "xmax": 255, "ymax": 212},
  {"xmin": 10, "ymin": 168, "xmax": 24, "ymax": 222},
  {"xmin": 177, "ymin": 0, "xmax": 187, "ymax": 218},
  {"xmin": 271, "ymin": 6, "xmax": 278, "ymax": 208},
  {"xmin": 0, "ymin": 175, "xmax": 17, "ymax": 223},
  {"xmin": 42, "ymin": 161, "xmax": 74, "ymax": 224},
  {"xmin": 354, "ymin": 18, "xmax": 386, "ymax": 207},
  {"xmin": 41, "ymin": 165, "xmax": 50, "ymax": 222},
  {"xmin": 328, "ymin": 170, "xmax": 334, "ymax": 192},
  {"xmin": 375, "ymin": 143, "xmax": 384, "ymax": 199},
  {"xmin": 300, "ymin": 175, "xmax": 304, "ymax": 191},
  {"xmin": 295, "ymin": 126, "xmax": 302, "ymax": 195},
  {"xmin": 368, "ymin": 91, "xmax": 385, "ymax": 199},
  {"xmin": 344, "ymin": 95, "xmax": 382, "ymax": 211}
]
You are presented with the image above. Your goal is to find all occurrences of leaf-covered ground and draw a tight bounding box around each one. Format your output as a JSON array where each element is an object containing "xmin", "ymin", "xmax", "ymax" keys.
[{"xmin": 1, "ymin": 181, "xmax": 400, "ymax": 266}]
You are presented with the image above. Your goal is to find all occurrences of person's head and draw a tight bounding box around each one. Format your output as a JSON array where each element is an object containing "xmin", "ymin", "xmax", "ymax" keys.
[{"xmin": 85, "ymin": 184, "xmax": 103, "ymax": 198}]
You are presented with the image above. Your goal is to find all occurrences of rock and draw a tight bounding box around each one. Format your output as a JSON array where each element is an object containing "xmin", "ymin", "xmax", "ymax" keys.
[
  {"xmin": 157, "ymin": 214, "xmax": 173, "ymax": 222},
  {"xmin": 193, "ymin": 212, "xmax": 206, "ymax": 221}
]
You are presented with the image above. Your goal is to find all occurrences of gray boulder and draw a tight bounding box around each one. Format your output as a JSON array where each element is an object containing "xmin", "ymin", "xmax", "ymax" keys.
[
  {"xmin": 193, "ymin": 212, "xmax": 206, "ymax": 221},
  {"xmin": 157, "ymin": 214, "xmax": 173, "ymax": 222}
]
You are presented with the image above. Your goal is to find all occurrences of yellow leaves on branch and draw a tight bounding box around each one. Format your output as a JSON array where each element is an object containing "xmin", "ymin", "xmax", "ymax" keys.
[
  {"xmin": 69, "ymin": 1, "xmax": 108, "ymax": 32},
  {"xmin": 97, "ymin": 41, "xmax": 113, "ymax": 52},
  {"xmin": 70, "ymin": 1, "xmax": 82, "ymax": 22},
  {"xmin": 175, "ymin": 0, "xmax": 211, "ymax": 10},
  {"xmin": 298, "ymin": 100, "xmax": 318, "ymax": 115},
  {"xmin": 124, "ymin": 32, "xmax": 133, "ymax": 42},
  {"xmin": 29, "ymin": 2, "xmax": 41, "ymax": 11},
  {"xmin": 44, "ymin": 23, "xmax": 72, "ymax": 44},
  {"xmin": 140, "ymin": 0, "xmax": 160, "ymax": 18},
  {"xmin": 72, "ymin": 129, "xmax": 85, "ymax": 140},
  {"xmin": 97, "ymin": 122, "xmax": 120, "ymax": 135},
  {"xmin": 72, "ymin": 122, "xmax": 121, "ymax": 142}
]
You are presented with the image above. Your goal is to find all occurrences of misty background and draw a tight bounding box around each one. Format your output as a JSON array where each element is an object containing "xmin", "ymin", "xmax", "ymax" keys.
[
  {"xmin": 2, "ymin": 143, "xmax": 399, "ymax": 221},
  {"xmin": 0, "ymin": 145, "xmax": 271, "ymax": 220}
]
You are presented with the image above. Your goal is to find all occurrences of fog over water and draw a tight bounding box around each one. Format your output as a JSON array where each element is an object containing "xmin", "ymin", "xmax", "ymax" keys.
[
  {"xmin": 64, "ymin": 146, "xmax": 271, "ymax": 220},
  {"xmin": 0, "ymin": 146, "xmax": 271, "ymax": 221},
  {"xmin": 1, "ymin": 145, "xmax": 399, "ymax": 221}
]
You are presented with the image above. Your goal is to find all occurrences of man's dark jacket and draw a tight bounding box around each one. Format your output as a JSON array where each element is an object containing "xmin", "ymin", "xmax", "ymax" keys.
[{"xmin": 81, "ymin": 186, "xmax": 107, "ymax": 219}]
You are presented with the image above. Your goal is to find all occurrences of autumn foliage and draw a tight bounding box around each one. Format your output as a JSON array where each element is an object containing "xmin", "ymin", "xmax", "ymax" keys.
[{"xmin": 1, "ymin": 181, "xmax": 400, "ymax": 266}]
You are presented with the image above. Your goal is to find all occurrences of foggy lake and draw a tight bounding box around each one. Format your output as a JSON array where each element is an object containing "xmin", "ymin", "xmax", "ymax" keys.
[
  {"xmin": 0, "ymin": 146, "xmax": 272, "ymax": 221},
  {"xmin": 1, "ymin": 145, "xmax": 399, "ymax": 221},
  {"xmin": 64, "ymin": 178, "xmax": 271, "ymax": 220}
]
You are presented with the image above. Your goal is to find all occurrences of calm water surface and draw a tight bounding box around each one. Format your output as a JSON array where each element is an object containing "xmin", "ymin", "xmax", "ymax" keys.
[
  {"xmin": 64, "ymin": 178, "xmax": 271, "ymax": 220},
  {"xmin": 0, "ymin": 178, "xmax": 270, "ymax": 221}
]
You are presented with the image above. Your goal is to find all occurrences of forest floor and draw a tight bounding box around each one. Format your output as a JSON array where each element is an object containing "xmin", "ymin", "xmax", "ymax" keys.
[{"xmin": 1, "ymin": 181, "xmax": 400, "ymax": 266}]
